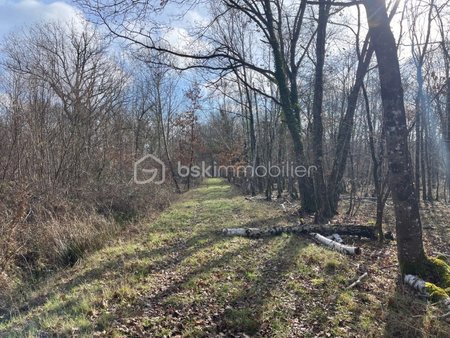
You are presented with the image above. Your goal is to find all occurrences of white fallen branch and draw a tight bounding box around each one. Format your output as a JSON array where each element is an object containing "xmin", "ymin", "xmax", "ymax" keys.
[
  {"xmin": 404, "ymin": 274, "xmax": 427, "ymax": 295},
  {"xmin": 327, "ymin": 233, "xmax": 343, "ymax": 243},
  {"xmin": 222, "ymin": 227, "xmax": 362, "ymax": 255},
  {"xmin": 312, "ymin": 233, "xmax": 361, "ymax": 255},
  {"xmin": 222, "ymin": 228, "xmax": 259, "ymax": 236},
  {"xmin": 347, "ymin": 272, "xmax": 368, "ymax": 289}
]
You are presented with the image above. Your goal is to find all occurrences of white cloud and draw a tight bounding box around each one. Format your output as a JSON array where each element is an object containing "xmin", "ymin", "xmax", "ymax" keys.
[
  {"xmin": 184, "ymin": 10, "xmax": 209, "ymax": 27},
  {"xmin": 0, "ymin": 0, "xmax": 82, "ymax": 39},
  {"xmin": 164, "ymin": 26, "xmax": 194, "ymax": 52},
  {"xmin": 160, "ymin": 25, "xmax": 212, "ymax": 69}
]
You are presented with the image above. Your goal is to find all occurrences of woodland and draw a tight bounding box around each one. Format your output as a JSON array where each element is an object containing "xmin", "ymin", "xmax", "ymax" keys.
[{"xmin": 0, "ymin": 0, "xmax": 450, "ymax": 336}]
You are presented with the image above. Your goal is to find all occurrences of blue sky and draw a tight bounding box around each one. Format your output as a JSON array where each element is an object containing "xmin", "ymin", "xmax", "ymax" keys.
[
  {"xmin": 0, "ymin": 0, "xmax": 212, "ymax": 66},
  {"xmin": 0, "ymin": 0, "xmax": 81, "ymax": 39},
  {"xmin": 0, "ymin": 0, "xmax": 215, "ymax": 118}
]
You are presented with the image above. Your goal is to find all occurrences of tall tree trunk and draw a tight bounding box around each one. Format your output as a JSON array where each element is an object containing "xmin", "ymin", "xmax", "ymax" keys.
[
  {"xmin": 253, "ymin": 90, "xmax": 264, "ymax": 193},
  {"xmin": 420, "ymin": 123, "xmax": 427, "ymax": 200},
  {"xmin": 311, "ymin": 0, "xmax": 332, "ymax": 222},
  {"xmin": 363, "ymin": 0, "xmax": 427, "ymax": 273},
  {"xmin": 157, "ymin": 86, "xmax": 181, "ymax": 193},
  {"xmin": 277, "ymin": 122, "xmax": 286, "ymax": 198},
  {"xmin": 186, "ymin": 115, "xmax": 195, "ymax": 190},
  {"xmin": 242, "ymin": 74, "xmax": 258, "ymax": 196},
  {"xmin": 415, "ymin": 73, "xmax": 422, "ymax": 200},
  {"xmin": 442, "ymin": 43, "xmax": 450, "ymax": 193},
  {"xmin": 264, "ymin": 0, "xmax": 316, "ymax": 212},
  {"xmin": 446, "ymin": 75, "xmax": 450, "ymax": 193},
  {"xmin": 424, "ymin": 109, "xmax": 433, "ymax": 200}
]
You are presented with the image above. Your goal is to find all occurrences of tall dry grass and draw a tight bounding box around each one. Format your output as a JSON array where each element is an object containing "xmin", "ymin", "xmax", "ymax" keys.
[{"xmin": 0, "ymin": 180, "xmax": 174, "ymax": 307}]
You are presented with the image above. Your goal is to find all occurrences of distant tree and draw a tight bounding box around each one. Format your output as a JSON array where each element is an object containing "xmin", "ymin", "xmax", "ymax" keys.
[{"xmin": 2, "ymin": 21, "xmax": 127, "ymax": 188}]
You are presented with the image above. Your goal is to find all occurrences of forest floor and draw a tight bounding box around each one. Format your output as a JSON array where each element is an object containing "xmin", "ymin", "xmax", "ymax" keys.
[{"xmin": 1, "ymin": 178, "xmax": 449, "ymax": 337}]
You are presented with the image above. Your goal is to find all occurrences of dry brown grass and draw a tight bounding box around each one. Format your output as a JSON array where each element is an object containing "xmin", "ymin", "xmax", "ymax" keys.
[{"xmin": 0, "ymin": 180, "xmax": 175, "ymax": 307}]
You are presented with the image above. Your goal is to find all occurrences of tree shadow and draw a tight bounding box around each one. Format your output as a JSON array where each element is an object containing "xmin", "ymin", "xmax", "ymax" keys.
[
  {"xmin": 1, "ymin": 179, "xmax": 240, "ymax": 320},
  {"xmin": 241, "ymin": 215, "xmax": 294, "ymax": 229},
  {"xmin": 2, "ymin": 213, "xmax": 288, "ymax": 324},
  {"xmin": 216, "ymin": 235, "xmax": 310, "ymax": 335},
  {"xmin": 1, "ymin": 229, "xmax": 226, "ymax": 320},
  {"xmin": 0, "ymin": 179, "xmax": 310, "ymax": 335},
  {"xmin": 384, "ymin": 283, "xmax": 429, "ymax": 338}
]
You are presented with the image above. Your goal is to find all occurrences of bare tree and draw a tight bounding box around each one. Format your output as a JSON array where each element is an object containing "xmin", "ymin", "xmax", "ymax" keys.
[{"xmin": 2, "ymin": 21, "xmax": 127, "ymax": 188}]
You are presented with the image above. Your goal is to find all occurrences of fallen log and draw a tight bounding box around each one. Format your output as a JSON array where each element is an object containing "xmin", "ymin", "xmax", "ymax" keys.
[
  {"xmin": 222, "ymin": 226, "xmax": 362, "ymax": 255},
  {"xmin": 298, "ymin": 224, "xmax": 378, "ymax": 239},
  {"xmin": 312, "ymin": 233, "xmax": 361, "ymax": 255},
  {"xmin": 222, "ymin": 223, "xmax": 378, "ymax": 239}
]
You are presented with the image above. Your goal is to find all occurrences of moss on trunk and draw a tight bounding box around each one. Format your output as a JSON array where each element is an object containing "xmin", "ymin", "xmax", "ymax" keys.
[
  {"xmin": 423, "ymin": 257, "xmax": 450, "ymax": 288},
  {"xmin": 425, "ymin": 282, "xmax": 449, "ymax": 302},
  {"xmin": 416, "ymin": 257, "xmax": 450, "ymax": 302}
]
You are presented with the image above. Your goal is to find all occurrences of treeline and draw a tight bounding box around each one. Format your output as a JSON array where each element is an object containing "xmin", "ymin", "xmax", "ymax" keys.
[
  {"xmin": 190, "ymin": 0, "xmax": 450, "ymax": 225},
  {"xmin": 0, "ymin": 22, "xmax": 203, "ymax": 294}
]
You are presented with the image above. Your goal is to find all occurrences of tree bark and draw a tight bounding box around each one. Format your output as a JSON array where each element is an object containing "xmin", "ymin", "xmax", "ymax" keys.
[
  {"xmin": 363, "ymin": 83, "xmax": 389, "ymax": 241},
  {"xmin": 327, "ymin": 2, "xmax": 399, "ymax": 215},
  {"xmin": 363, "ymin": 0, "xmax": 427, "ymax": 274},
  {"xmin": 311, "ymin": 0, "xmax": 332, "ymax": 222},
  {"xmin": 263, "ymin": 0, "xmax": 317, "ymax": 212},
  {"xmin": 328, "ymin": 42, "xmax": 374, "ymax": 214}
]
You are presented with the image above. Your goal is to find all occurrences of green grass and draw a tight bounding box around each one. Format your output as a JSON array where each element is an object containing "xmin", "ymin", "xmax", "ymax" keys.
[{"xmin": 1, "ymin": 178, "xmax": 449, "ymax": 337}]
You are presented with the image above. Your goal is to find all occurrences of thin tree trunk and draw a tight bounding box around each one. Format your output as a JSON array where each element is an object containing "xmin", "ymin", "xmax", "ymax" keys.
[
  {"xmin": 277, "ymin": 123, "xmax": 286, "ymax": 198},
  {"xmin": 157, "ymin": 87, "xmax": 181, "ymax": 193},
  {"xmin": 363, "ymin": 83, "xmax": 387, "ymax": 240},
  {"xmin": 311, "ymin": 0, "xmax": 332, "ymax": 222},
  {"xmin": 415, "ymin": 85, "xmax": 422, "ymax": 199}
]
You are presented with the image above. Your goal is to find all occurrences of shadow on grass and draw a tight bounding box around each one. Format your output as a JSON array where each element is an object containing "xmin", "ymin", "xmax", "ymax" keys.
[
  {"xmin": 1, "ymin": 180, "xmax": 234, "ymax": 318},
  {"xmin": 218, "ymin": 235, "xmax": 309, "ymax": 336},
  {"xmin": 0, "ymin": 178, "xmax": 306, "ymax": 336},
  {"xmin": 3, "ymin": 229, "xmax": 226, "ymax": 319},
  {"xmin": 238, "ymin": 215, "xmax": 295, "ymax": 229},
  {"xmin": 384, "ymin": 283, "xmax": 450, "ymax": 338}
]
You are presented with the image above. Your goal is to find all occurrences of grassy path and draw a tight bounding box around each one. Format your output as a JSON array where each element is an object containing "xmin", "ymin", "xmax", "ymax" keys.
[{"xmin": 1, "ymin": 179, "xmax": 448, "ymax": 337}]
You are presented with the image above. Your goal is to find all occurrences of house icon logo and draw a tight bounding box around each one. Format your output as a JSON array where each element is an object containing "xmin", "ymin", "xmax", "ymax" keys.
[{"xmin": 134, "ymin": 154, "xmax": 166, "ymax": 185}]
